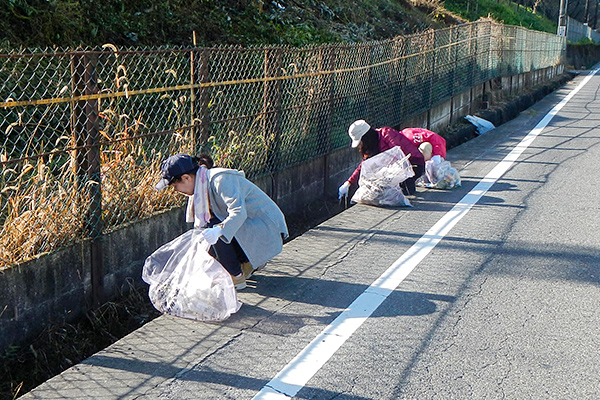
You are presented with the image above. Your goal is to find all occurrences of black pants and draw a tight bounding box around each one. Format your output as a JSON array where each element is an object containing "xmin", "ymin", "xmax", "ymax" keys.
[
  {"xmin": 401, "ymin": 164, "xmax": 425, "ymax": 196},
  {"xmin": 207, "ymin": 217, "xmax": 248, "ymax": 276}
]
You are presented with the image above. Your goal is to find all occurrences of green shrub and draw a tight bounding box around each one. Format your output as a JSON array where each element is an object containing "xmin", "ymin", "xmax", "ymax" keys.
[{"xmin": 444, "ymin": 0, "xmax": 557, "ymax": 33}]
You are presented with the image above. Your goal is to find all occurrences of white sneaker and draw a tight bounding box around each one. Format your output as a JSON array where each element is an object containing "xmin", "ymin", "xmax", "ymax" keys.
[{"xmin": 231, "ymin": 273, "xmax": 246, "ymax": 290}]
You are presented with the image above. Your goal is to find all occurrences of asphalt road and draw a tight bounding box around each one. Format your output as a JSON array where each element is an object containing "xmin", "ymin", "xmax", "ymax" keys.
[{"xmin": 22, "ymin": 68, "xmax": 600, "ymax": 400}]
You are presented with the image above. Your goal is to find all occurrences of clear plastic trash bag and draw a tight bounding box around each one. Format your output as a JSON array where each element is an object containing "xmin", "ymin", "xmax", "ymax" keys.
[
  {"xmin": 142, "ymin": 229, "xmax": 242, "ymax": 321},
  {"xmin": 351, "ymin": 146, "xmax": 414, "ymax": 207},
  {"xmin": 417, "ymin": 155, "xmax": 461, "ymax": 190}
]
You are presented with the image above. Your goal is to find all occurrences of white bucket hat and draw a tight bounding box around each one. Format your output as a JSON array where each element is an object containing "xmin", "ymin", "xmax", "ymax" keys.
[
  {"xmin": 418, "ymin": 142, "xmax": 433, "ymax": 161},
  {"xmin": 348, "ymin": 120, "xmax": 371, "ymax": 148}
]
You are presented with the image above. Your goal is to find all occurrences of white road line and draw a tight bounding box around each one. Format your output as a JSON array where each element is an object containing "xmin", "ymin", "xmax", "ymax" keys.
[{"xmin": 253, "ymin": 67, "xmax": 600, "ymax": 400}]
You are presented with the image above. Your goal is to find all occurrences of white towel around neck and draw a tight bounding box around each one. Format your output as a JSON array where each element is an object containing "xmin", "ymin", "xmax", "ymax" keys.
[{"xmin": 185, "ymin": 166, "xmax": 211, "ymax": 228}]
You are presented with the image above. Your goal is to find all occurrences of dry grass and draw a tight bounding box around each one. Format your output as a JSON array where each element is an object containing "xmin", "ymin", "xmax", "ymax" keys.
[
  {"xmin": 99, "ymin": 150, "xmax": 185, "ymax": 232},
  {"xmin": 0, "ymin": 163, "xmax": 186, "ymax": 270},
  {"xmin": 0, "ymin": 113, "xmax": 187, "ymax": 270},
  {"xmin": 0, "ymin": 157, "xmax": 84, "ymax": 269},
  {"xmin": 0, "ymin": 54, "xmax": 196, "ymax": 270},
  {"xmin": 409, "ymin": 0, "xmax": 467, "ymax": 25}
]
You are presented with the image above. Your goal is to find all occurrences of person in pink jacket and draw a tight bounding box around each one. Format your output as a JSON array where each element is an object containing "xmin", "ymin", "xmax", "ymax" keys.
[
  {"xmin": 400, "ymin": 127, "xmax": 446, "ymax": 160},
  {"xmin": 338, "ymin": 120, "xmax": 425, "ymax": 198}
]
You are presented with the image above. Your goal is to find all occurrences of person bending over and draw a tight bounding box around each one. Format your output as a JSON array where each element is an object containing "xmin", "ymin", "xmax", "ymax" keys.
[
  {"xmin": 338, "ymin": 120, "xmax": 425, "ymax": 198},
  {"xmin": 155, "ymin": 153, "xmax": 288, "ymax": 290},
  {"xmin": 400, "ymin": 127, "xmax": 446, "ymax": 161}
]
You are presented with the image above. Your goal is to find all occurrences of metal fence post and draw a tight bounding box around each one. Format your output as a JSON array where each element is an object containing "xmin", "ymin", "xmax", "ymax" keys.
[
  {"xmin": 449, "ymin": 26, "xmax": 458, "ymax": 124},
  {"xmin": 391, "ymin": 37, "xmax": 405, "ymax": 123},
  {"xmin": 427, "ymin": 30, "xmax": 436, "ymax": 109},
  {"xmin": 399, "ymin": 39, "xmax": 410, "ymax": 124},
  {"xmin": 367, "ymin": 45, "xmax": 376, "ymax": 123},
  {"xmin": 469, "ymin": 23, "xmax": 478, "ymax": 114},
  {"xmin": 318, "ymin": 46, "xmax": 335, "ymax": 195},
  {"xmin": 71, "ymin": 51, "xmax": 104, "ymax": 307},
  {"xmin": 425, "ymin": 30, "xmax": 436, "ymax": 129},
  {"xmin": 190, "ymin": 42, "xmax": 197, "ymax": 150},
  {"xmin": 191, "ymin": 46, "xmax": 211, "ymax": 153},
  {"xmin": 263, "ymin": 48, "xmax": 282, "ymax": 200}
]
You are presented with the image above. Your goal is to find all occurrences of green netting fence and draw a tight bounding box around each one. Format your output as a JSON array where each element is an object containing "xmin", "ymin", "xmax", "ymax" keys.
[{"xmin": 0, "ymin": 20, "xmax": 564, "ymax": 270}]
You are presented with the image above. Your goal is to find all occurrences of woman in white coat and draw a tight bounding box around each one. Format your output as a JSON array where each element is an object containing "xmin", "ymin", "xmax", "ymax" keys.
[{"xmin": 155, "ymin": 153, "xmax": 288, "ymax": 290}]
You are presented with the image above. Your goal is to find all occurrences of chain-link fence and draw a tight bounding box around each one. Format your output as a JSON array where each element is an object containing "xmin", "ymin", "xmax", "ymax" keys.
[{"xmin": 0, "ymin": 20, "xmax": 564, "ymax": 270}]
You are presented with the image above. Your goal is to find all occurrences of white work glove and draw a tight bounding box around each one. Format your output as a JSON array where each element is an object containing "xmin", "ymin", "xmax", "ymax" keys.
[
  {"xmin": 338, "ymin": 181, "xmax": 351, "ymax": 199},
  {"xmin": 200, "ymin": 226, "xmax": 222, "ymax": 245}
]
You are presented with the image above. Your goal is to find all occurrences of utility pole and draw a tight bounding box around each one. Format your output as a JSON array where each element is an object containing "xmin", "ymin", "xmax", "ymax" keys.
[
  {"xmin": 584, "ymin": 0, "xmax": 590, "ymax": 24},
  {"xmin": 558, "ymin": 0, "xmax": 569, "ymax": 37}
]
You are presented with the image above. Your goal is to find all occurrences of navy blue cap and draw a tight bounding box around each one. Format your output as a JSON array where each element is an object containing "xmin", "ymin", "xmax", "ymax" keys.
[{"xmin": 155, "ymin": 154, "xmax": 198, "ymax": 190}]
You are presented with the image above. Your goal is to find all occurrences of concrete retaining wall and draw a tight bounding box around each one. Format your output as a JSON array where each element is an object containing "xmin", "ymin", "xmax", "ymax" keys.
[
  {"xmin": 0, "ymin": 64, "xmax": 566, "ymax": 353},
  {"xmin": 566, "ymin": 43, "xmax": 600, "ymax": 69},
  {"xmin": 0, "ymin": 208, "xmax": 188, "ymax": 352},
  {"xmin": 401, "ymin": 65, "xmax": 563, "ymax": 134}
]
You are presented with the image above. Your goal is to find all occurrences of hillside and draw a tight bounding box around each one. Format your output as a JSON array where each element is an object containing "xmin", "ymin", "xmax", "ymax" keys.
[
  {"xmin": 0, "ymin": 0, "xmax": 466, "ymax": 48},
  {"xmin": 1, "ymin": 0, "xmax": 568, "ymax": 50},
  {"xmin": 445, "ymin": 0, "xmax": 557, "ymax": 34},
  {"xmin": 0, "ymin": 0, "xmax": 556, "ymax": 52}
]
